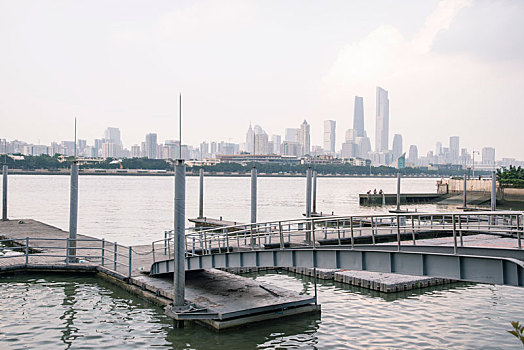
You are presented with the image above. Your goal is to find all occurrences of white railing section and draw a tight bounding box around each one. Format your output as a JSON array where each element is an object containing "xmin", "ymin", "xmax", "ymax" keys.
[
  {"xmin": 152, "ymin": 211, "xmax": 523, "ymax": 263},
  {"xmin": 0, "ymin": 237, "xmax": 134, "ymax": 278}
]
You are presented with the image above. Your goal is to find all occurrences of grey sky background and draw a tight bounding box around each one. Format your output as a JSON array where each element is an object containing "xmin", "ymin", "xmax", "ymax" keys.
[{"xmin": 1, "ymin": 0, "xmax": 523, "ymax": 159}]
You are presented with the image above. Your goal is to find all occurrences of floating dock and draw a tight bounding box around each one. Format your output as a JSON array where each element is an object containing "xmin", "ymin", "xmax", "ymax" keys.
[
  {"xmin": 359, "ymin": 193, "xmax": 443, "ymax": 206},
  {"xmin": 0, "ymin": 219, "xmax": 319, "ymax": 330},
  {"xmin": 188, "ymin": 217, "xmax": 244, "ymax": 231}
]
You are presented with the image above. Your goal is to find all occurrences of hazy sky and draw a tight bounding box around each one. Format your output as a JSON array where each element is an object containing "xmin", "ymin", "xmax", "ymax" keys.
[{"xmin": 1, "ymin": 0, "xmax": 523, "ymax": 159}]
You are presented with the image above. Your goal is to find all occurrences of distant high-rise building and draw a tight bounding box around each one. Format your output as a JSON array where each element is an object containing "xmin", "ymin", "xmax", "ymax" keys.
[
  {"xmin": 130, "ymin": 145, "xmax": 141, "ymax": 158},
  {"xmin": 297, "ymin": 120, "xmax": 310, "ymax": 156},
  {"xmin": 254, "ymin": 133, "xmax": 269, "ymax": 155},
  {"xmin": 482, "ymin": 147, "xmax": 496, "ymax": 166},
  {"xmin": 375, "ymin": 87, "xmax": 389, "ymax": 152},
  {"xmin": 436, "ymin": 141, "xmax": 442, "ymax": 156},
  {"xmin": 145, "ymin": 133, "xmax": 157, "ymax": 159},
  {"xmin": 246, "ymin": 124, "xmax": 254, "ymax": 154},
  {"xmin": 323, "ymin": 120, "xmax": 336, "ymax": 154},
  {"xmin": 392, "ymin": 134, "xmax": 403, "ymax": 160},
  {"xmin": 285, "ymin": 128, "xmax": 298, "ymax": 142},
  {"xmin": 104, "ymin": 127, "xmax": 122, "ymax": 146},
  {"xmin": 271, "ymin": 135, "xmax": 281, "ymax": 154},
  {"xmin": 353, "ymin": 96, "xmax": 365, "ymax": 137},
  {"xmin": 200, "ymin": 142, "xmax": 209, "ymax": 159},
  {"xmin": 280, "ymin": 141, "xmax": 301, "ymax": 156},
  {"xmin": 408, "ymin": 145, "xmax": 418, "ymax": 165},
  {"xmin": 450, "ymin": 136, "xmax": 460, "ymax": 164},
  {"xmin": 101, "ymin": 142, "xmax": 117, "ymax": 158}
]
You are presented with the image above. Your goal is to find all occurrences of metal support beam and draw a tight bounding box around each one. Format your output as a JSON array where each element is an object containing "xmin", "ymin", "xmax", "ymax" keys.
[
  {"xmin": 2, "ymin": 164, "xmax": 7, "ymax": 221},
  {"xmin": 306, "ymin": 167, "xmax": 312, "ymax": 218},
  {"xmin": 173, "ymin": 159, "xmax": 186, "ymax": 309},
  {"xmin": 251, "ymin": 167, "xmax": 257, "ymax": 224},
  {"xmin": 68, "ymin": 162, "xmax": 78, "ymax": 262},
  {"xmin": 491, "ymin": 170, "xmax": 497, "ymax": 212},
  {"xmin": 198, "ymin": 168, "xmax": 204, "ymax": 218}
]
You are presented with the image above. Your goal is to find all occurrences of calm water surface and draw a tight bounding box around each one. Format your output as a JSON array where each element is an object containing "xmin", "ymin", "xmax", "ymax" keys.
[
  {"xmin": 8, "ymin": 175, "xmax": 454, "ymax": 245},
  {"xmin": 0, "ymin": 272, "xmax": 523, "ymax": 349}
]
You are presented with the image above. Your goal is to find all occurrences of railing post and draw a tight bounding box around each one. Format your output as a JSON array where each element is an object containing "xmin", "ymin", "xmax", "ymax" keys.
[
  {"xmin": 164, "ymin": 231, "xmax": 167, "ymax": 255},
  {"xmin": 128, "ymin": 246, "xmax": 132, "ymax": 278},
  {"xmin": 224, "ymin": 228, "xmax": 230, "ymax": 253},
  {"xmin": 350, "ymin": 217, "xmax": 354, "ymax": 248},
  {"xmin": 279, "ymin": 221, "xmax": 284, "ymax": 249},
  {"xmin": 370, "ymin": 217, "xmax": 376, "ymax": 245},
  {"xmin": 152, "ymin": 241, "xmax": 156, "ymax": 263},
  {"xmin": 311, "ymin": 218, "xmax": 316, "ymax": 249},
  {"xmin": 25, "ymin": 237, "xmax": 29, "ymax": 265},
  {"xmin": 114, "ymin": 242, "xmax": 118, "ymax": 271},
  {"xmin": 411, "ymin": 215, "xmax": 416, "ymax": 245},
  {"xmin": 101, "ymin": 239, "xmax": 105, "ymax": 266},
  {"xmin": 452, "ymin": 214, "xmax": 457, "ymax": 255},
  {"xmin": 337, "ymin": 220, "xmax": 341, "ymax": 245},
  {"xmin": 517, "ymin": 214, "xmax": 521, "ymax": 250},
  {"xmin": 396, "ymin": 215, "xmax": 401, "ymax": 251},
  {"xmin": 66, "ymin": 238, "xmax": 70, "ymax": 265},
  {"xmin": 459, "ymin": 214, "xmax": 463, "ymax": 247}
]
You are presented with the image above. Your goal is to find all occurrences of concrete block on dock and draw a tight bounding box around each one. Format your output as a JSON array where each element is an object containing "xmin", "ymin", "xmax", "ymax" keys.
[{"xmin": 334, "ymin": 270, "xmax": 452, "ymax": 293}]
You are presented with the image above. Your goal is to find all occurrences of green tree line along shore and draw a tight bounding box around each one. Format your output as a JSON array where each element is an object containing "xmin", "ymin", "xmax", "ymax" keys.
[
  {"xmin": 497, "ymin": 166, "xmax": 524, "ymax": 188},
  {"xmin": 0, "ymin": 154, "xmax": 494, "ymax": 177}
]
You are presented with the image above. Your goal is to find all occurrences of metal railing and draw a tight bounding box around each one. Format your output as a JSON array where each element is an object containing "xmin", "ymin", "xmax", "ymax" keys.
[
  {"xmin": 152, "ymin": 211, "xmax": 523, "ymax": 263},
  {"xmin": 0, "ymin": 237, "xmax": 134, "ymax": 278}
]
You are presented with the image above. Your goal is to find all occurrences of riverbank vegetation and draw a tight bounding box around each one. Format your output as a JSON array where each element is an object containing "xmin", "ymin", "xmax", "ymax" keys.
[
  {"xmin": 497, "ymin": 166, "xmax": 524, "ymax": 188},
  {"xmin": 2, "ymin": 154, "xmax": 488, "ymax": 177}
]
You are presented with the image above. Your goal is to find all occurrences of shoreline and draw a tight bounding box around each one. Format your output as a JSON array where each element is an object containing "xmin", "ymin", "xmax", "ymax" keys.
[{"xmin": 4, "ymin": 169, "xmax": 441, "ymax": 178}]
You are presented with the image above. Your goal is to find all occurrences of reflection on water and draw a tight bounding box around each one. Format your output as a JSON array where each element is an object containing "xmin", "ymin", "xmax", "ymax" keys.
[{"xmin": 1, "ymin": 272, "xmax": 523, "ymax": 349}]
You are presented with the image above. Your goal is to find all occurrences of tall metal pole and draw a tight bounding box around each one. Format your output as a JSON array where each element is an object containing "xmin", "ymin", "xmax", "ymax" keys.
[
  {"xmin": 68, "ymin": 118, "xmax": 78, "ymax": 262},
  {"xmin": 396, "ymin": 171, "xmax": 401, "ymax": 211},
  {"xmin": 251, "ymin": 166, "xmax": 257, "ymax": 224},
  {"xmin": 312, "ymin": 170, "xmax": 317, "ymax": 214},
  {"xmin": 173, "ymin": 159, "xmax": 186, "ymax": 309},
  {"xmin": 198, "ymin": 168, "xmax": 204, "ymax": 218},
  {"xmin": 491, "ymin": 170, "xmax": 497, "ymax": 211},
  {"xmin": 2, "ymin": 163, "xmax": 7, "ymax": 221},
  {"xmin": 463, "ymin": 172, "xmax": 467, "ymax": 208}
]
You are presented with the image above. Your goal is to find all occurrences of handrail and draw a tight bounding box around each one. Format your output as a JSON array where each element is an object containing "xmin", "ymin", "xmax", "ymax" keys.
[
  {"xmin": 0, "ymin": 237, "xmax": 134, "ymax": 278},
  {"xmin": 151, "ymin": 211, "xmax": 524, "ymax": 264}
]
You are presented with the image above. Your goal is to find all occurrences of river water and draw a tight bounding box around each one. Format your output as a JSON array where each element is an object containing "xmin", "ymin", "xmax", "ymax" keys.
[
  {"xmin": 7, "ymin": 175, "xmax": 455, "ymax": 245},
  {"xmin": 2, "ymin": 175, "xmax": 523, "ymax": 349}
]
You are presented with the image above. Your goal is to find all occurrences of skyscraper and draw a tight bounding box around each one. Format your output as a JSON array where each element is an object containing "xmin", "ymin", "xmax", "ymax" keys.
[
  {"xmin": 482, "ymin": 147, "xmax": 496, "ymax": 166},
  {"xmin": 104, "ymin": 127, "xmax": 122, "ymax": 146},
  {"xmin": 408, "ymin": 145, "xmax": 418, "ymax": 165},
  {"xmin": 246, "ymin": 124, "xmax": 254, "ymax": 154},
  {"xmin": 375, "ymin": 87, "xmax": 389, "ymax": 152},
  {"xmin": 392, "ymin": 134, "xmax": 403, "ymax": 160},
  {"xmin": 145, "ymin": 133, "xmax": 157, "ymax": 159},
  {"xmin": 353, "ymin": 96, "xmax": 365, "ymax": 137},
  {"xmin": 449, "ymin": 136, "xmax": 460, "ymax": 164},
  {"xmin": 285, "ymin": 128, "xmax": 298, "ymax": 142},
  {"xmin": 271, "ymin": 135, "xmax": 281, "ymax": 154},
  {"xmin": 297, "ymin": 120, "xmax": 310, "ymax": 156},
  {"xmin": 323, "ymin": 120, "xmax": 336, "ymax": 154}
]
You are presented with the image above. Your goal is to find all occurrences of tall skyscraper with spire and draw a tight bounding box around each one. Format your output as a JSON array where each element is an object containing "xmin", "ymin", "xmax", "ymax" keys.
[
  {"xmin": 375, "ymin": 87, "xmax": 389, "ymax": 152},
  {"xmin": 353, "ymin": 96, "xmax": 365, "ymax": 137}
]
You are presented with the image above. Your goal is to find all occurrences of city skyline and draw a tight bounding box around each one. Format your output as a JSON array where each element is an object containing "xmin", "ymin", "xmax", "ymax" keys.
[{"xmin": 1, "ymin": 1, "xmax": 523, "ymax": 159}]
